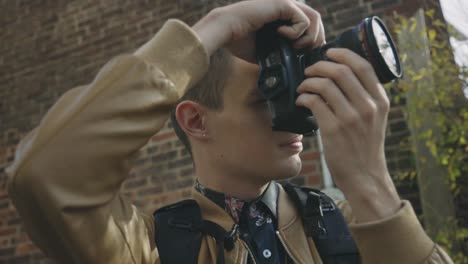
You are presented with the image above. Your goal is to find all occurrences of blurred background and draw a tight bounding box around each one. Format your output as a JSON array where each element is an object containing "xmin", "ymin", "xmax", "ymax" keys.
[{"xmin": 0, "ymin": 0, "xmax": 466, "ymax": 263}]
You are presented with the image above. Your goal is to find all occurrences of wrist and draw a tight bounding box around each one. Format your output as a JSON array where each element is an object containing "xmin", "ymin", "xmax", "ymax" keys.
[
  {"xmin": 192, "ymin": 8, "xmax": 228, "ymax": 56},
  {"xmin": 341, "ymin": 174, "xmax": 401, "ymax": 223}
]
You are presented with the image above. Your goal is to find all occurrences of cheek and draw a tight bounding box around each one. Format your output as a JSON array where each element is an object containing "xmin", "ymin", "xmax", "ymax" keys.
[
  {"xmin": 219, "ymin": 102, "xmax": 271, "ymax": 130},
  {"xmin": 232, "ymin": 107, "xmax": 273, "ymax": 142},
  {"xmin": 214, "ymin": 108, "xmax": 275, "ymax": 152},
  {"xmin": 237, "ymin": 123, "xmax": 278, "ymax": 162},
  {"xmin": 239, "ymin": 102, "xmax": 272, "ymax": 127}
]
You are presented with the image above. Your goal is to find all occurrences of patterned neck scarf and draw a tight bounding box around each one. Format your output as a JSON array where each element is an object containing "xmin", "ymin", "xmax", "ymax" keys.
[
  {"xmin": 194, "ymin": 180, "xmax": 277, "ymax": 224},
  {"xmin": 195, "ymin": 180, "xmax": 289, "ymax": 264}
]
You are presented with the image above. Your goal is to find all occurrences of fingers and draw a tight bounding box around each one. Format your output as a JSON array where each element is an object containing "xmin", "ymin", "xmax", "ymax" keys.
[
  {"xmin": 218, "ymin": 0, "xmax": 310, "ymax": 41},
  {"xmin": 266, "ymin": 0, "xmax": 325, "ymax": 47},
  {"xmin": 292, "ymin": 2, "xmax": 326, "ymax": 49},
  {"xmin": 295, "ymin": 93, "xmax": 337, "ymax": 134},
  {"xmin": 304, "ymin": 60, "xmax": 377, "ymax": 116},
  {"xmin": 297, "ymin": 77, "xmax": 357, "ymax": 120},
  {"xmin": 297, "ymin": 48, "xmax": 391, "ymax": 132},
  {"xmin": 206, "ymin": 0, "xmax": 324, "ymax": 54},
  {"xmin": 326, "ymin": 48, "xmax": 390, "ymax": 110},
  {"xmin": 275, "ymin": 0, "xmax": 310, "ymax": 39}
]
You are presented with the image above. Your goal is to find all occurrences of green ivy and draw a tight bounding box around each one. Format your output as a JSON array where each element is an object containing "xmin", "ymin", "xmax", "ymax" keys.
[{"xmin": 391, "ymin": 10, "xmax": 468, "ymax": 263}]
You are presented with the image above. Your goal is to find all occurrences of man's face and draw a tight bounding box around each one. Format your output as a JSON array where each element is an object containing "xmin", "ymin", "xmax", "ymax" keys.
[{"xmin": 204, "ymin": 57, "xmax": 303, "ymax": 185}]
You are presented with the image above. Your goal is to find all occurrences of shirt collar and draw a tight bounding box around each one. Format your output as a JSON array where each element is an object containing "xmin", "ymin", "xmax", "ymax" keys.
[{"xmin": 194, "ymin": 180, "xmax": 279, "ymax": 223}]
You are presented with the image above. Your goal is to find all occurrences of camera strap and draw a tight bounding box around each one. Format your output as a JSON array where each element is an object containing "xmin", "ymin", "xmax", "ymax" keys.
[
  {"xmin": 282, "ymin": 183, "xmax": 360, "ymax": 263},
  {"xmin": 153, "ymin": 199, "xmax": 237, "ymax": 264},
  {"xmin": 154, "ymin": 183, "xmax": 359, "ymax": 264}
]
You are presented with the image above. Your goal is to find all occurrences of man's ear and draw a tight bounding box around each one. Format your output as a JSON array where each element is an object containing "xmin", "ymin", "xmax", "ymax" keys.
[{"xmin": 175, "ymin": 100, "xmax": 208, "ymax": 140}]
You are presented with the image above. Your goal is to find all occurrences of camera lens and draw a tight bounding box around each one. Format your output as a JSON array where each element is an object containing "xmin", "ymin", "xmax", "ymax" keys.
[
  {"xmin": 370, "ymin": 17, "xmax": 402, "ymax": 82},
  {"xmin": 333, "ymin": 16, "xmax": 402, "ymax": 83}
]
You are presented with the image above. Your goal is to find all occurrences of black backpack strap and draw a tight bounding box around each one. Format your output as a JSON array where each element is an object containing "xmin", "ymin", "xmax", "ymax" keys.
[
  {"xmin": 154, "ymin": 200, "xmax": 202, "ymax": 264},
  {"xmin": 281, "ymin": 182, "xmax": 360, "ymax": 264},
  {"xmin": 153, "ymin": 199, "xmax": 238, "ymax": 264}
]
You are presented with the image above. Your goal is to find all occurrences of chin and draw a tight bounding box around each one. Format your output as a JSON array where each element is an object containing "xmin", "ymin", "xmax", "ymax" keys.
[{"xmin": 271, "ymin": 154, "xmax": 302, "ymax": 181}]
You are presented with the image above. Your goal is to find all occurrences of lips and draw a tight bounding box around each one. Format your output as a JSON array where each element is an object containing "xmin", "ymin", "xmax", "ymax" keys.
[{"xmin": 279, "ymin": 135, "xmax": 304, "ymax": 147}]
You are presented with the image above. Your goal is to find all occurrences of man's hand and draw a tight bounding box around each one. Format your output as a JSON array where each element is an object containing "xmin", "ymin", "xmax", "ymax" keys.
[
  {"xmin": 296, "ymin": 48, "xmax": 401, "ymax": 223},
  {"xmin": 192, "ymin": 0, "xmax": 325, "ymax": 61}
]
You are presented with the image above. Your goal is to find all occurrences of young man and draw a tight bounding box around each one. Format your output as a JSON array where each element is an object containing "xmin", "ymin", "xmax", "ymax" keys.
[{"xmin": 7, "ymin": 0, "xmax": 453, "ymax": 263}]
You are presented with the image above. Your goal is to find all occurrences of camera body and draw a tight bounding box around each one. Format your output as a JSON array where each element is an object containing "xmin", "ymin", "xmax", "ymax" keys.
[{"xmin": 256, "ymin": 17, "xmax": 402, "ymax": 135}]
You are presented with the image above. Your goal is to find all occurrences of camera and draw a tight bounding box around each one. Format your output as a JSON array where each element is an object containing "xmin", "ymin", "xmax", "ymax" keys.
[{"xmin": 256, "ymin": 16, "xmax": 402, "ymax": 135}]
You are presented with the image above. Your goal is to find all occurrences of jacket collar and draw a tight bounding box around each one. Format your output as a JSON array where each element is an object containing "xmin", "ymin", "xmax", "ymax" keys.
[
  {"xmin": 192, "ymin": 183, "xmax": 316, "ymax": 264},
  {"xmin": 262, "ymin": 181, "xmax": 278, "ymax": 219},
  {"xmin": 192, "ymin": 188, "xmax": 236, "ymax": 231},
  {"xmin": 191, "ymin": 181, "xmax": 295, "ymax": 231},
  {"xmin": 194, "ymin": 180, "xmax": 279, "ymax": 222}
]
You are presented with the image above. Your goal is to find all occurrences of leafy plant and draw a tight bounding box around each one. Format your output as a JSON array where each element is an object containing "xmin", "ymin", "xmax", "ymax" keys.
[{"xmin": 390, "ymin": 10, "xmax": 468, "ymax": 263}]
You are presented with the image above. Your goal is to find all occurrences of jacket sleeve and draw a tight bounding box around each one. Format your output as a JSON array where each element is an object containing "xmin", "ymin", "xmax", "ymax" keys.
[
  {"xmin": 6, "ymin": 19, "xmax": 209, "ymax": 264},
  {"xmin": 336, "ymin": 200, "xmax": 454, "ymax": 264}
]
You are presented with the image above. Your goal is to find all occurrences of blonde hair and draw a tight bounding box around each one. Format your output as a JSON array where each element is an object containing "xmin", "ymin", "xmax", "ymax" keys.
[{"xmin": 170, "ymin": 49, "xmax": 233, "ymax": 157}]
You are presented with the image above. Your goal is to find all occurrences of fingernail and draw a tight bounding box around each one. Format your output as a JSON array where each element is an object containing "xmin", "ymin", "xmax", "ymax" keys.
[
  {"xmin": 326, "ymin": 48, "xmax": 337, "ymax": 55},
  {"xmin": 295, "ymin": 96, "xmax": 304, "ymax": 106}
]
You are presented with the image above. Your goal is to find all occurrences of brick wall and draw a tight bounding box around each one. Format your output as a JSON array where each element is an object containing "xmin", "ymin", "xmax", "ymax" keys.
[{"xmin": 0, "ymin": 0, "xmax": 430, "ymax": 263}]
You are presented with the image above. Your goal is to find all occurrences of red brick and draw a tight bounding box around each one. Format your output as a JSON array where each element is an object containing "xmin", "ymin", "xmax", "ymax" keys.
[
  {"xmin": 0, "ymin": 191, "xmax": 8, "ymax": 200},
  {"xmin": 0, "ymin": 239, "xmax": 8, "ymax": 247},
  {"xmin": 0, "ymin": 227, "xmax": 16, "ymax": 237},
  {"xmin": 300, "ymin": 164, "xmax": 317, "ymax": 175},
  {"xmin": 300, "ymin": 151, "xmax": 321, "ymax": 161},
  {"xmin": 15, "ymin": 242, "xmax": 37, "ymax": 255},
  {"xmin": 307, "ymin": 174, "xmax": 322, "ymax": 187}
]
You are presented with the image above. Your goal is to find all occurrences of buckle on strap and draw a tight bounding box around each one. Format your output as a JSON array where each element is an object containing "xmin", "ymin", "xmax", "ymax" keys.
[
  {"xmin": 303, "ymin": 191, "xmax": 327, "ymax": 237},
  {"xmin": 199, "ymin": 221, "xmax": 239, "ymax": 251},
  {"xmin": 224, "ymin": 224, "xmax": 239, "ymax": 251}
]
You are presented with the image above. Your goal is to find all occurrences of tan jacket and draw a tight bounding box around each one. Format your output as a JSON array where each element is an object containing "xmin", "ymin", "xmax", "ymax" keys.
[{"xmin": 7, "ymin": 19, "xmax": 453, "ymax": 264}]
